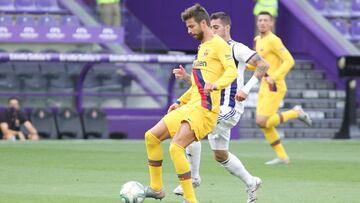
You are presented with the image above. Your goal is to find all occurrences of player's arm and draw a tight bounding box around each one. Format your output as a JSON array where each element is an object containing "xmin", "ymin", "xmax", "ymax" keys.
[
  {"xmin": 245, "ymin": 36, "xmax": 260, "ymax": 71},
  {"xmin": 270, "ymin": 37, "xmax": 295, "ymax": 81},
  {"xmin": 247, "ymin": 53, "xmax": 269, "ymax": 80},
  {"xmin": 209, "ymin": 44, "xmax": 237, "ymax": 95},
  {"xmin": 236, "ymin": 53, "xmax": 269, "ymax": 101},
  {"xmin": 173, "ymin": 65, "xmax": 191, "ymax": 85}
]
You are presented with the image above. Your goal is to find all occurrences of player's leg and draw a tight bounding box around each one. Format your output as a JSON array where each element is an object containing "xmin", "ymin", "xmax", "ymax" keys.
[
  {"xmin": 173, "ymin": 141, "xmax": 202, "ymax": 196},
  {"xmin": 186, "ymin": 141, "xmax": 202, "ymax": 184},
  {"xmin": 264, "ymin": 105, "xmax": 312, "ymax": 128},
  {"xmin": 144, "ymin": 119, "xmax": 171, "ymax": 199},
  {"xmin": 209, "ymin": 116, "xmax": 258, "ymax": 187},
  {"xmin": 256, "ymin": 83, "xmax": 289, "ymax": 164},
  {"xmin": 170, "ymin": 121, "xmax": 198, "ymax": 203},
  {"xmin": 209, "ymin": 113, "xmax": 262, "ymax": 203}
]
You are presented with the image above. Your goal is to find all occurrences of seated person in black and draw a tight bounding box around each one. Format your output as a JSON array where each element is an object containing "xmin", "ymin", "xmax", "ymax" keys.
[{"xmin": 0, "ymin": 97, "xmax": 39, "ymax": 140}]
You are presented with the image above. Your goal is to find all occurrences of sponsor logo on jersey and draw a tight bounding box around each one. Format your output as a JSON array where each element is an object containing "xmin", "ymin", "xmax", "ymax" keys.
[{"xmin": 193, "ymin": 60, "xmax": 207, "ymax": 67}]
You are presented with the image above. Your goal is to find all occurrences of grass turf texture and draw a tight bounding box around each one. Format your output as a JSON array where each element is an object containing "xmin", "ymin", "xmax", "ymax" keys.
[{"xmin": 0, "ymin": 140, "xmax": 359, "ymax": 203}]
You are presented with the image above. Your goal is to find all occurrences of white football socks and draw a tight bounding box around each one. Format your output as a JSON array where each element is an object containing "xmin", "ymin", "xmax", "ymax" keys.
[
  {"xmin": 221, "ymin": 152, "xmax": 253, "ymax": 186},
  {"xmin": 186, "ymin": 141, "xmax": 201, "ymax": 180}
]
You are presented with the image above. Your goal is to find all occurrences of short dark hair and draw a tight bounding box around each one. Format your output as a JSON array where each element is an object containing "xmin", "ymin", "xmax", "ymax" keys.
[
  {"xmin": 181, "ymin": 3, "xmax": 210, "ymax": 26},
  {"xmin": 8, "ymin": 97, "xmax": 20, "ymax": 105},
  {"xmin": 210, "ymin": 12, "xmax": 231, "ymax": 26},
  {"xmin": 258, "ymin": 11, "xmax": 273, "ymax": 19}
]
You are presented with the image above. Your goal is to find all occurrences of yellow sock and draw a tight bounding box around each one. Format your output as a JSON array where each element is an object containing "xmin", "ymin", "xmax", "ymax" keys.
[
  {"xmin": 262, "ymin": 127, "xmax": 288, "ymax": 160},
  {"xmin": 265, "ymin": 110, "xmax": 299, "ymax": 128},
  {"xmin": 169, "ymin": 143, "xmax": 197, "ymax": 203},
  {"xmin": 145, "ymin": 130, "xmax": 163, "ymax": 191}
]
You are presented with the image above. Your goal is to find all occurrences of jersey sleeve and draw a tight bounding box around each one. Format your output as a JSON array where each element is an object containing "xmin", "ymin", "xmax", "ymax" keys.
[
  {"xmin": 270, "ymin": 37, "xmax": 295, "ymax": 81},
  {"xmin": 233, "ymin": 42, "xmax": 256, "ymax": 63},
  {"xmin": 213, "ymin": 41, "xmax": 238, "ymax": 89}
]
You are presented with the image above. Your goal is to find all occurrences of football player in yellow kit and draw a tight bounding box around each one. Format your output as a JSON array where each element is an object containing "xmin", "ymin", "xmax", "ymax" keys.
[
  {"xmin": 254, "ymin": 12, "xmax": 312, "ymax": 165},
  {"xmin": 143, "ymin": 4, "xmax": 237, "ymax": 203}
]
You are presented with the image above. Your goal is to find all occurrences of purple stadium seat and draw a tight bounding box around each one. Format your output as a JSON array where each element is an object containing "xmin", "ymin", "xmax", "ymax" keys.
[
  {"xmin": 352, "ymin": 0, "xmax": 360, "ymax": 15},
  {"xmin": 61, "ymin": 15, "xmax": 80, "ymax": 26},
  {"xmin": 351, "ymin": 19, "xmax": 360, "ymax": 40},
  {"xmin": 15, "ymin": 0, "xmax": 36, "ymax": 11},
  {"xmin": 16, "ymin": 15, "xmax": 36, "ymax": 26},
  {"xmin": 38, "ymin": 15, "xmax": 59, "ymax": 26},
  {"xmin": 308, "ymin": 0, "xmax": 326, "ymax": 13},
  {"xmin": 0, "ymin": 0, "xmax": 15, "ymax": 11},
  {"xmin": 330, "ymin": 19, "xmax": 351, "ymax": 38},
  {"xmin": 36, "ymin": 0, "xmax": 60, "ymax": 11},
  {"xmin": 0, "ymin": 15, "xmax": 13, "ymax": 26},
  {"xmin": 328, "ymin": 0, "xmax": 349, "ymax": 17}
]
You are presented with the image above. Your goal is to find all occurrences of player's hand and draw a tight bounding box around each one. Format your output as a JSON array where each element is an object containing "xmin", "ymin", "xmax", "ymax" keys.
[
  {"xmin": 167, "ymin": 103, "xmax": 180, "ymax": 113},
  {"xmin": 265, "ymin": 75, "xmax": 274, "ymax": 85},
  {"xmin": 204, "ymin": 83, "xmax": 218, "ymax": 96},
  {"xmin": 173, "ymin": 65, "xmax": 187, "ymax": 80},
  {"xmin": 235, "ymin": 90, "xmax": 248, "ymax": 101}
]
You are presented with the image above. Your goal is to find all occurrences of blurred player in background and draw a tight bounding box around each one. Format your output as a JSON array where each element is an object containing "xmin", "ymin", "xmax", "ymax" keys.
[
  {"xmin": 96, "ymin": 0, "xmax": 121, "ymax": 26},
  {"xmin": 253, "ymin": 11, "xmax": 312, "ymax": 165},
  {"xmin": 143, "ymin": 4, "xmax": 237, "ymax": 203},
  {"xmin": 172, "ymin": 12, "xmax": 268, "ymax": 203},
  {"xmin": 253, "ymin": 0, "xmax": 278, "ymax": 33}
]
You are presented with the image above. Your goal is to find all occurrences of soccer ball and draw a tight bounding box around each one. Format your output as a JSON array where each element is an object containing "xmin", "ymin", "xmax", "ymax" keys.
[{"xmin": 119, "ymin": 181, "xmax": 145, "ymax": 203}]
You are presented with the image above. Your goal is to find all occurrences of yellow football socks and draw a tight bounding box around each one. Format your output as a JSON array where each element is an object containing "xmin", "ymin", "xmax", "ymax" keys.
[
  {"xmin": 169, "ymin": 143, "xmax": 197, "ymax": 203},
  {"xmin": 265, "ymin": 110, "xmax": 299, "ymax": 128},
  {"xmin": 145, "ymin": 130, "xmax": 163, "ymax": 191},
  {"xmin": 262, "ymin": 127, "xmax": 288, "ymax": 160}
]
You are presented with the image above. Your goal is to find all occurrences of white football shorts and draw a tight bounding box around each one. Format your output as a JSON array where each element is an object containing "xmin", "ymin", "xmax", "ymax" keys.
[{"xmin": 208, "ymin": 106, "xmax": 242, "ymax": 150}]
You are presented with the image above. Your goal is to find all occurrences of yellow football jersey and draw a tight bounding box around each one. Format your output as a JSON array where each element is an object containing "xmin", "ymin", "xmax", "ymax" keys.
[
  {"xmin": 254, "ymin": 32, "xmax": 294, "ymax": 82},
  {"xmin": 177, "ymin": 35, "xmax": 237, "ymax": 113}
]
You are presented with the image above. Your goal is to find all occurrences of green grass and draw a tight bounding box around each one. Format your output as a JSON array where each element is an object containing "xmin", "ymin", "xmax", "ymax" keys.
[{"xmin": 0, "ymin": 139, "xmax": 359, "ymax": 203}]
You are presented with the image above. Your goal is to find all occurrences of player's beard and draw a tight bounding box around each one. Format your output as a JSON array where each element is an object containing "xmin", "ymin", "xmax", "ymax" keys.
[{"xmin": 192, "ymin": 31, "xmax": 204, "ymax": 42}]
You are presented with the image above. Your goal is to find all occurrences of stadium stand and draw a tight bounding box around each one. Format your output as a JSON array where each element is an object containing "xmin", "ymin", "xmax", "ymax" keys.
[
  {"xmin": 309, "ymin": 0, "xmax": 360, "ymax": 44},
  {"xmin": 30, "ymin": 108, "xmax": 57, "ymax": 139},
  {"xmin": 56, "ymin": 107, "xmax": 83, "ymax": 139},
  {"xmin": 82, "ymin": 107, "xmax": 108, "ymax": 139}
]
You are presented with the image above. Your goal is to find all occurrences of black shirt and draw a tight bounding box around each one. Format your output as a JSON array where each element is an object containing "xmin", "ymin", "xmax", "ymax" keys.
[{"xmin": 0, "ymin": 108, "xmax": 28, "ymax": 131}]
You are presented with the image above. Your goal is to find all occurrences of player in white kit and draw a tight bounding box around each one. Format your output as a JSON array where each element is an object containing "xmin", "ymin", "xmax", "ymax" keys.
[{"xmin": 172, "ymin": 12, "xmax": 269, "ymax": 203}]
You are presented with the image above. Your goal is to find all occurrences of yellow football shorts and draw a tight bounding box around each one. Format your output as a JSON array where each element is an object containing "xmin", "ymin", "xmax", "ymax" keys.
[
  {"xmin": 163, "ymin": 104, "xmax": 218, "ymax": 141},
  {"xmin": 256, "ymin": 80, "xmax": 287, "ymax": 117}
]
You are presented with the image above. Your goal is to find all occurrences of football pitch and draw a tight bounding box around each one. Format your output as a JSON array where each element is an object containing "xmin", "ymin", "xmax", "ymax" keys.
[{"xmin": 0, "ymin": 139, "xmax": 359, "ymax": 203}]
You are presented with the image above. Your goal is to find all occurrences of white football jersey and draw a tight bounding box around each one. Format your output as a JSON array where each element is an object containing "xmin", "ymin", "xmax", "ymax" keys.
[{"xmin": 220, "ymin": 39, "xmax": 256, "ymax": 115}]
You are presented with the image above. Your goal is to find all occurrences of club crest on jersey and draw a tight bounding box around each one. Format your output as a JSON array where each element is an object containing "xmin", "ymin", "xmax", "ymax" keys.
[{"xmin": 203, "ymin": 49, "xmax": 210, "ymax": 57}]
